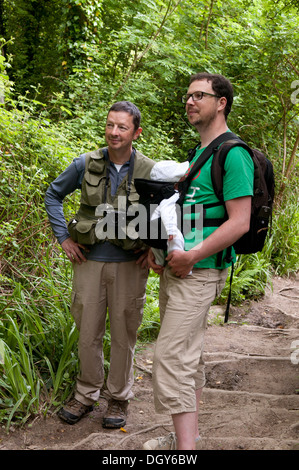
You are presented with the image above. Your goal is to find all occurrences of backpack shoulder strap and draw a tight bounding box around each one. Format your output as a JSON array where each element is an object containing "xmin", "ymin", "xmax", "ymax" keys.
[
  {"xmin": 186, "ymin": 131, "xmax": 238, "ymax": 183},
  {"xmin": 211, "ymin": 138, "xmax": 253, "ymax": 202}
]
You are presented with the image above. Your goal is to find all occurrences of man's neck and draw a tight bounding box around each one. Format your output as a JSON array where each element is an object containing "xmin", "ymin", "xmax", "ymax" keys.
[
  {"xmin": 108, "ymin": 147, "xmax": 133, "ymax": 165},
  {"xmin": 197, "ymin": 122, "xmax": 229, "ymax": 149}
]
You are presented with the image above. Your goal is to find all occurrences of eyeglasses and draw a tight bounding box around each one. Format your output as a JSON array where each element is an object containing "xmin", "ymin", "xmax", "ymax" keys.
[{"xmin": 181, "ymin": 91, "xmax": 221, "ymax": 103}]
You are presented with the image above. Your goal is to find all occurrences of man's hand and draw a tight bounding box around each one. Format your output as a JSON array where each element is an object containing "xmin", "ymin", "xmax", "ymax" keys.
[
  {"xmin": 148, "ymin": 248, "xmax": 164, "ymax": 275},
  {"xmin": 61, "ymin": 238, "xmax": 88, "ymax": 264},
  {"xmin": 135, "ymin": 248, "xmax": 150, "ymax": 269},
  {"xmin": 166, "ymin": 249, "xmax": 194, "ymax": 278}
]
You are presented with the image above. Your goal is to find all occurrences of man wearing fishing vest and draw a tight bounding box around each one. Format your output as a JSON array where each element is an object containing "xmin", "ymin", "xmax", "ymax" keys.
[
  {"xmin": 143, "ymin": 73, "xmax": 254, "ymax": 451},
  {"xmin": 45, "ymin": 101, "xmax": 155, "ymax": 429}
]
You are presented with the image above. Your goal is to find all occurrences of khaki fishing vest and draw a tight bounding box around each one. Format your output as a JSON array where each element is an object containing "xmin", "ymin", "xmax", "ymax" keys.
[{"xmin": 68, "ymin": 147, "xmax": 155, "ymax": 251}]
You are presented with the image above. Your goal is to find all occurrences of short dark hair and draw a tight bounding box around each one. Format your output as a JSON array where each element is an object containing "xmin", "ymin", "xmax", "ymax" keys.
[
  {"xmin": 108, "ymin": 101, "xmax": 141, "ymax": 130},
  {"xmin": 189, "ymin": 72, "xmax": 234, "ymax": 120}
]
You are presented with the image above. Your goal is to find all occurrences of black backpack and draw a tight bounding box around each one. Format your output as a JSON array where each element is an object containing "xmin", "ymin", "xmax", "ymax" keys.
[
  {"xmin": 134, "ymin": 132, "xmax": 275, "ymax": 320},
  {"xmin": 133, "ymin": 178, "xmax": 178, "ymax": 250},
  {"xmin": 134, "ymin": 132, "xmax": 238, "ymax": 250},
  {"xmin": 206, "ymin": 133, "xmax": 275, "ymax": 322},
  {"xmin": 208, "ymin": 135, "xmax": 275, "ymax": 256}
]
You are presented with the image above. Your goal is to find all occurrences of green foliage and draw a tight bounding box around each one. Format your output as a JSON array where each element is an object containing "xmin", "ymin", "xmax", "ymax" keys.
[
  {"xmin": 266, "ymin": 189, "xmax": 299, "ymax": 276},
  {"xmin": 0, "ymin": 99, "xmax": 80, "ymax": 276},
  {"xmin": 3, "ymin": 0, "xmax": 297, "ymax": 168},
  {"xmin": 1, "ymin": 0, "xmax": 103, "ymax": 98},
  {"xmin": 0, "ymin": 246, "xmax": 79, "ymax": 427},
  {"xmin": 219, "ymin": 252, "xmax": 272, "ymax": 306},
  {"xmin": 137, "ymin": 271, "xmax": 161, "ymax": 343}
]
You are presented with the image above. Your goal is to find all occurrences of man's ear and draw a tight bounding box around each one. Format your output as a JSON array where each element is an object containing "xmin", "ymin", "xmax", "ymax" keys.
[
  {"xmin": 134, "ymin": 127, "xmax": 142, "ymax": 140},
  {"xmin": 218, "ymin": 96, "xmax": 227, "ymax": 113}
]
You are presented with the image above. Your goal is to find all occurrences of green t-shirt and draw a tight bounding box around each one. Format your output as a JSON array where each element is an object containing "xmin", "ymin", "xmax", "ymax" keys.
[{"xmin": 183, "ymin": 144, "xmax": 254, "ymax": 269}]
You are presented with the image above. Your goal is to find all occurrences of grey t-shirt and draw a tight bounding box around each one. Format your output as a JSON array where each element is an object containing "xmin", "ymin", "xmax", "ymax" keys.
[{"xmin": 45, "ymin": 153, "xmax": 140, "ymax": 262}]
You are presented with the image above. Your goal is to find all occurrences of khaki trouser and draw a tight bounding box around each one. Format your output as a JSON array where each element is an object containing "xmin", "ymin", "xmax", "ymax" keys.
[
  {"xmin": 70, "ymin": 260, "xmax": 148, "ymax": 406},
  {"xmin": 153, "ymin": 265, "xmax": 228, "ymax": 415}
]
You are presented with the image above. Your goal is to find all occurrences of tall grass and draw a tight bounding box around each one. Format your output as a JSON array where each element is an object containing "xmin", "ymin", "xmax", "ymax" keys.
[
  {"xmin": 0, "ymin": 249, "xmax": 79, "ymax": 429},
  {"xmin": 218, "ymin": 188, "xmax": 299, "ymax": 307},
  {"xmin": 0, "ymin": 252, "xmax": 161, "ymax": 429},
  {"xmin": 266, "ymin": 189, "xmax": 299, "ymax": 276},
  {"xmin": 218, "ymin": 252, "xmax": 273, "ymax": 306},
  {"xmin": 137, "ymin": 271, "xmax": 161, "ymax": 343}
]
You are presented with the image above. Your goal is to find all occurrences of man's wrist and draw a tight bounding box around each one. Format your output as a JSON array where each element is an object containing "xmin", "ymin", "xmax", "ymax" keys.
[{"xmin": 188, "ymin": 244, "xmax": 203, "ymax": 265}]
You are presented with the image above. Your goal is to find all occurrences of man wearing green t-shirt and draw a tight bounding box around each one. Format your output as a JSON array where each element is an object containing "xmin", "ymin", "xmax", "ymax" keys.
[{"xmin": 143, "ymin": 73, "xmax": 254, "ymax": 451}]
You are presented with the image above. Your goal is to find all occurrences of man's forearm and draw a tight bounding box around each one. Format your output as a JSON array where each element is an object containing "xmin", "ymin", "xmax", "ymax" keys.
[
  {"xmin": 189, "ymin": 213, "xmax": 249, "ymax": 264},
  {"xmin": 44, "ymin": 155, "xmax": 85, "ymax": 244},
  {"xmin": 45, "ymin": 186, "xmax": 70, "ymax": 244},
  {"xmin": 166, "ymin": 196, "xmax": 252, "ymax": 277}
]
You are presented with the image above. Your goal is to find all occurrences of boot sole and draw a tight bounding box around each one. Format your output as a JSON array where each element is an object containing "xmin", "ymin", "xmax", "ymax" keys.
[
  {"xmin": 58, "ymin": 410, "xmax": 81, "ymax": 424},
  {"xmin": 58, "ymin": 406, "xmax": 93, "ymax": 425},
  {"xmin": 102, "ymin": 419, "xmax": 126, "ymax": 429}
]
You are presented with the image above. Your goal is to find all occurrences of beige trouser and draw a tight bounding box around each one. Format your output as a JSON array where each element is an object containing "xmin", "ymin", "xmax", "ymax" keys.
[
  {"xmin": 153, "ymin": 265, "xmax": 228, "ymax": 415},
  {"xmin": 70, "ymin": 260, "xmax": 148, "ymax": 406}
]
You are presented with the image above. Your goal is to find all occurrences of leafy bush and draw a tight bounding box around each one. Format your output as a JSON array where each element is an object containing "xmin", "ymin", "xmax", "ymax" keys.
[
  {"xmin": 266, "ymin": 190, "xmax": 299, "ymax": 276},
  {"xmin": 219, "ymin": 252, "xmax": 272, "ymax": 307}
]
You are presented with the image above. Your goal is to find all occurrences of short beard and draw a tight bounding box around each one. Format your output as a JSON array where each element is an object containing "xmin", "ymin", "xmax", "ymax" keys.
[{"xmin": 193, "ymin": 109, "xmax": 218, "ymax": 131}]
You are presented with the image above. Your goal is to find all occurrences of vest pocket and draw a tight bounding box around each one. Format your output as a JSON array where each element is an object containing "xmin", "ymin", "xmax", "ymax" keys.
[
  {"xmin": 82, "ymin": 173, "xmax": 106, "ymax": 206},
  {"xmin": 128, "ymin": 186, "xmax": 140, "ymax": 203},
  {"xmin": 68, "ymin": 218, "xmax": 97, "ymax": 245}
]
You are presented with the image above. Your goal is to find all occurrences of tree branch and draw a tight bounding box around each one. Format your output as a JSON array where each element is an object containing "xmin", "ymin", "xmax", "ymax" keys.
[
  {"xmin": 205, "ymin": 0, "xmax": 214, "ymax": 49},
  {"xmin": 284, "ymin": 127, "xmax": 299, "ymax": 179},
  {"xmin": 112, "ymin": 0, "xmax": 182, "ymax": 100},
  {"xmin": 285, "ymin": 56, "xmax": 299, "ymax": 77},
  {"xmin": 278, "ymin": 128, "xmax": 299, "ymax": 199}
]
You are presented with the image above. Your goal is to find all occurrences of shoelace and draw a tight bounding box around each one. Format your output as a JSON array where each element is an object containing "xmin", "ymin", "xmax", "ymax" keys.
[
  {"xmin": 107, "ymin": 400, "xmax": 126, "ymax": 414},
  {"xmin": 66, "ymin": 399, "xmax": 88, "ymax": 412}
]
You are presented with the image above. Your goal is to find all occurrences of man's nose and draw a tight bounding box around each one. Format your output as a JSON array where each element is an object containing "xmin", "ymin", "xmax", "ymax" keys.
[{"xmin": 111, "ymin": 125, "xmax": 119, "ymax": 134}]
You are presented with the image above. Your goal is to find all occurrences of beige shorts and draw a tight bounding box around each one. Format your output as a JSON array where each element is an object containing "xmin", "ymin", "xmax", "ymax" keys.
[{"xmin": 153, "ymin": 265, "xmax": 228, "ymax": 415}]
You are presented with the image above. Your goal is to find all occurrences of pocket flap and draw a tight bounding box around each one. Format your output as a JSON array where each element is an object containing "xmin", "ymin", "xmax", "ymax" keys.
[
  {"xmin": 84, "ymin": 172, "xmax": 103, "ymax": 187},
  {"xmin": 75, "ymin": 220, "xmax": 96, "ymax": 233},
  {"xmin": 128, "ymin": 190, "xmax": 140, "ymax": 203}
]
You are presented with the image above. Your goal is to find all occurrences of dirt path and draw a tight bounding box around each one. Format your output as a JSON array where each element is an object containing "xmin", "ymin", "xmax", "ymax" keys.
[{"xmin": 0, "ymin": 275, "xmax": 299, "ymax": 451}]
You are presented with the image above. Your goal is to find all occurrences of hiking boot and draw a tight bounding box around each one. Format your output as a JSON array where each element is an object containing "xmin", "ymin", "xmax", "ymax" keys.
[
  {"xmin": 143, "ymin": 432, "xmax": 177, "ymax": 450},
  {"xmin": 102, "ymin": 399, "xmax": 128, "ymax": 428},
  {"xmin": 58, "ymin": 398, "xmax": 93, "ymax": 424}
]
